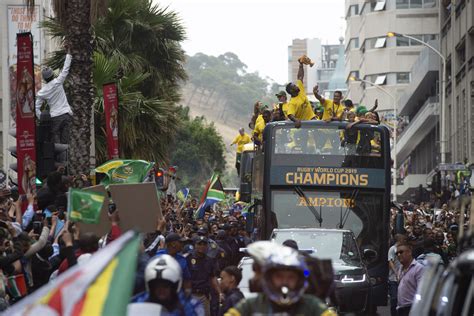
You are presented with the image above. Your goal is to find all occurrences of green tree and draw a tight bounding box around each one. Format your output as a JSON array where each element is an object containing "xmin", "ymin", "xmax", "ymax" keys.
[
  {"xmin": 40, "ymin": 0, "xmax": 186, "ymax": 166},
  {"xmin": 29, "ymin": 0, "xmax": 100, "ymax": 174},
  {"xmin": 170, "ymin": 107, "xmax": 225, "ymax": 194},
  {"xmin": 93, "ymin": 52, "xmax": 178, "ymax": 164},
  {"xmin": 185, "ymin": 52, "xmax": 282, "ymax": 123}
]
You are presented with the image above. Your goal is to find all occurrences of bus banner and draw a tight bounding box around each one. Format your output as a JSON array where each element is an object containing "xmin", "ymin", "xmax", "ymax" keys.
[{"xmin": 270, "ymin": 166, "xmax": 386, "ymax": 189}]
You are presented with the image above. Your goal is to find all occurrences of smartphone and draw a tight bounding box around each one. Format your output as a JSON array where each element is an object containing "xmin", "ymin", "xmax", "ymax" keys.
[
  {"xmin": 33, "ymin": 221, "xmax": 42, "ymax": 234},
  {"xmin": 108, "ymin": 203, "xmax": 116, "ymax": 214}
]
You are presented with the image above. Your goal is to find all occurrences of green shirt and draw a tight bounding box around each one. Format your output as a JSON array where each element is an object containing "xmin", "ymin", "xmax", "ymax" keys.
[{"xmin": 225, "ymin": 293, "xmax": 331, "ymax": 316}]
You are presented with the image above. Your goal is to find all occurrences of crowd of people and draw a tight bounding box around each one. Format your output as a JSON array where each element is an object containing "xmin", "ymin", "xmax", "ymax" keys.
[
  {"xmin": 0, "ymin": 56, "xmax": 471, "ymax": 316},
  {"xmin": 387, "ymin": 180, "xmax": 471, "ymax": 316}
]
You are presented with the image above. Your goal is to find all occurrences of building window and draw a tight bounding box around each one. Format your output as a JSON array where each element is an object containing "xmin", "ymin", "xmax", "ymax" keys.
[
  {"xmin": 347, "ymin": 38, "xmax": 360, "ymax": 50},
  {"xmin": 396, "ymin": 0, "xmax": 409, "ymax": 9},
  {"xmin": 396, "ymin": 34, "xmax": 438, "ymax": 46},
  {"xmin": 397, "ymin": 36, "xmax": 410, "ymax": 46},
  {"xmin": 374, "ymin": 1, "xmax": 386, "ymax": 11},
  {"xmin": 396, "ymin": 0, "xmax": 437, "ymax": 8},
  {"xmin": 346, "ymin": 4, "xmax": 359, "ymax": 18},
  {"xmin": 374, "ymin": 37, "xmax": 387, "ymax": 48},
  {"xmin": 374, "ymin": 75, "xmax": 387, "ymax": 85},
  {"xmin": 411, "ymin": 0, "xmax": 423, "ymax": 8},
  {"xmin": 423, "ymin": 0, "xmax": 436, "ymax": 8},
  {"xmin": 350, "ymin": 71, "xmax": 360, "ymax": 79},
  {"xmin": 397, "ymin": 72, "xmax": 411, "ymax": 83}
]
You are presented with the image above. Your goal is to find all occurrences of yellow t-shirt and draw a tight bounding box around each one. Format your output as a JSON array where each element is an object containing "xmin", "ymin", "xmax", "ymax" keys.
[
  {"xmin": 287, "ymin": 80, "xmax": 315, "ymax": 121},
  {"xmin": 255, "ymin": 114, "xmax": 264, "ymax": 127},
  {"xmin": 322, "ymin": 99, "xmax": 346, "ymax": 121},
  {"xmin": 232, "ymin": 133, "xmax": 252, "ymax": 153},
  {"xmin": 281, "ymin": 102, "xmax": 289, "ymax": 117},
  {"xmin": 253, "ymin": 119, "xmax": 266, "ymax": 142}
]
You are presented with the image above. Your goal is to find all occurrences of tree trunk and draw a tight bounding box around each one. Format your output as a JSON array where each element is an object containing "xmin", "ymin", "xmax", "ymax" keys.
[
  {"xmin": 187, "ymin": 84, "xmax": 199, "ymax": 107},
  {"xmin": 65, "ymin": 0, "xmax": 94, "ymax": 175},
  {"xmin": 205, "ymin": 89, "xmax": 215, "ymax": 108}
]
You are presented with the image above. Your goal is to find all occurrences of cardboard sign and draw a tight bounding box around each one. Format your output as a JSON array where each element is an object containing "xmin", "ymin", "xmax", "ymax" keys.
[{"xmin": 79, "ymin": 183, "xmax": 162, "ymax": 236}]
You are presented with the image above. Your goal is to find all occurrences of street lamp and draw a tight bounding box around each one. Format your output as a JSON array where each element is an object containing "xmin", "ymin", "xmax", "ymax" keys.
[
  {"xmin": 387, "ymin": 31, "xmax": 447, "ymax": 165},
  {"xmin": 349, "ymin": 76, "xmax": 398, "ymax": 200}
]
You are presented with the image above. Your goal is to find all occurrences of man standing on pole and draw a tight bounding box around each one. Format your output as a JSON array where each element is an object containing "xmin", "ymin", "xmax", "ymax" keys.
[{"xmin": 35, "ymin": 48, "xmax": 72, "ymax": 145}]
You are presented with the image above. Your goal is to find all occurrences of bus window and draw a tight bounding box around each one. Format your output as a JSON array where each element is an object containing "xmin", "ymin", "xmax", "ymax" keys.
[{"xmin": 274, "ymin": 126, "xmax": 383, "ymax": 157}]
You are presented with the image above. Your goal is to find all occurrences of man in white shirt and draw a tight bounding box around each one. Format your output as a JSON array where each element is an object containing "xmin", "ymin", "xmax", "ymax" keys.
[{"xmin": 35, "ymin": 53, "xmax": 73, "ymax": 144}]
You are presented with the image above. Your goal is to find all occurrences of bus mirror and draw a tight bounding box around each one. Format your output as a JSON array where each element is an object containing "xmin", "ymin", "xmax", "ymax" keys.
[{"xmin": 363, "ymin": 249, "xmax": 377, "ymax": 261}]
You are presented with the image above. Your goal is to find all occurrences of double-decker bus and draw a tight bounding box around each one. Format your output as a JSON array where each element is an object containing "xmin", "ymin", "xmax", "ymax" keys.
[{"xmin": 251, "ymin": 120, "xmax": 391, "ymax": 309}]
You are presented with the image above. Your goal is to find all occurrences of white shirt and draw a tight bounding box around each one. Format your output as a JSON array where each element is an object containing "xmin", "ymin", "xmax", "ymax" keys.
[{"xmin": 35, "ymin": 54, "xmax": 73, "ymax": 118}]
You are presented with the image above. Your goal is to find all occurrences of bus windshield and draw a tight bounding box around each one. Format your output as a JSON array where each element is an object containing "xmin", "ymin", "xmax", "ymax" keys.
[
  {"xmin": 271, "ymin": 125, "xmax": 386, "ymax": 169},
  {"xmin": 271, "ymin": 189, "xmax": 384, "ymax": 257}
]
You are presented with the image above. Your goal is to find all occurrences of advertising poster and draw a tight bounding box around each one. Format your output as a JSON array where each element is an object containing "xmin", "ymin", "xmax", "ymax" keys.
[
  {"xmin": 103, "ymin": 83, "xmax": 120, "ymax": 160},
  {"xmin": 16, "ymin": 33, "xmax": 37, "ymax": 197}
]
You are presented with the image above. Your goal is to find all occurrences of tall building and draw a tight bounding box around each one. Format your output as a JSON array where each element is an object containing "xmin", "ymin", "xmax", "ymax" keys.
[
  {"xmin": 439, "ymin": 0, "xmax": 473, "ymax": 165},
  {"xmin": 0, "ymin": 0, "xmax": 56, "ymax": 173},
  {"xmin": 345, "ymin": 0, "xmax": 440, "ymax": 200},
  {"xmin": 397, "ymin": 44, "xmax": 440, "ymax": 201},
  {"xmin": 345, "ymin": 0, "xmax": 439, "ymax": 112},
  {"xmin": 288, "ymin": 38, "xmax": 344, "ymax": 97}
]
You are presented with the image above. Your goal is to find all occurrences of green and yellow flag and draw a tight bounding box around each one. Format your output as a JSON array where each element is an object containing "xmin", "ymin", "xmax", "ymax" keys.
[
  {"xmin": 6, "ymin": 231, "xmax": 140, "ymax": 316},
  {"xmin": 95, "ymin": 159, "xmax": 154, "ymax": 186},
  {"xmin": 68, "ymin": 189, "xmax": 105, "ymax": 224}
]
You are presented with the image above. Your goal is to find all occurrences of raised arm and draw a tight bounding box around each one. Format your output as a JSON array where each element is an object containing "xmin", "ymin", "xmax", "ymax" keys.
[
  {"xmin": 313, "ymin": 85, "xmax": 325, "ymax": 103},
  {"xmin": 56, "ymin": 54, "xmax": 72, "ymax": 84},
  {"xmin": 297, "ymin": 62, "xmax": 304, "ymax": 82}
]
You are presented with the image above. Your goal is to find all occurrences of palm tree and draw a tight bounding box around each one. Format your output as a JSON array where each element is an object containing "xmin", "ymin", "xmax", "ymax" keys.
[
  {"xmin": 93, "ymin": 52, "xmax": 179, "ymax": 164},
  {"xmin": 28, "ymin": 0, "xmax": 100, "ymax": 175},
  {"xmin": 38, "ymin": 0, "xmax": 186, "ymax": 170}
]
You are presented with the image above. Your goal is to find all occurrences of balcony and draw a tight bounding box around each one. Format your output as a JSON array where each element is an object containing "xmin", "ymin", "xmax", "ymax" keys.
[
  {"xmin": 398, "ymin": 43, "xmax": 440, "ymax": 116},
  {"xmin": 395, "ymin": 96, "xmax": 439, "ymax": 164}
]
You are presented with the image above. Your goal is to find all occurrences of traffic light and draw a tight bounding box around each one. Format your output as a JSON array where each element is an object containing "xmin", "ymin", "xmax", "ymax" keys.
[{"xmin": 154, "ymin": 168, "xmax": 167, "ymax": 191}]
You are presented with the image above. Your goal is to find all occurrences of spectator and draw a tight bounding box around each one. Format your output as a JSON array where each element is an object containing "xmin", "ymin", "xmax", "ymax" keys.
[
  {"xmin": 396, "ymin": 243, "xmax": 424, "ymax": 316},
  {"xmin": 35, "ymin": 52, "xmax": 73, "ymax": 145},
  {"xmin": 219, "ymin": 266, "xmax": 244, "ymax": 316}
]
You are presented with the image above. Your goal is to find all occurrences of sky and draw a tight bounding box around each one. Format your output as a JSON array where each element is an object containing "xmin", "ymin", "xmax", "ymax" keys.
[{"xmin": 155, "ymin": 0, "xmax": 346, "ymax": 84}]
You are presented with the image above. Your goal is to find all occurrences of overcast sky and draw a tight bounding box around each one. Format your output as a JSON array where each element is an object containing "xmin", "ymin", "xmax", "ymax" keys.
[{"xmin": 156, "ymin": 0, "xmax": 346, "ymax": 84}]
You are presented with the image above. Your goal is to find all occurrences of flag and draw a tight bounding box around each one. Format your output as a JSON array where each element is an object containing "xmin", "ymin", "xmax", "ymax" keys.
[
  {"xmin": 194, "ymin": 173, "xmax": 225, "ymax": 219},
  {"xmin": 176, "ymin": 188, "xmax": 189, "ymax": 202},
  {"xmin": 6, "ymin": 231, "xmax": 140, "ymax": 316},
  {"xmin": 67, "ymin": 189, "xmax": 105, "ymax": 224},
  {"xmin": 95, "ymin": 159, "xmax": 154, "ymax": 186}
]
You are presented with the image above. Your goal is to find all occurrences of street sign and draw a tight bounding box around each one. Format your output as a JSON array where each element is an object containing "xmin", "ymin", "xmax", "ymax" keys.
[{"xmin": 438, "ymin": 163, "xmax": 467, "ymax": 171}]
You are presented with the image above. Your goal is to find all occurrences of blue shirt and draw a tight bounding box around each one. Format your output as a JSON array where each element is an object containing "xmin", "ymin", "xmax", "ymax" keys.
[{"xmin": 155, "ymin": 249, "xmax": 191, "ymax": 280}]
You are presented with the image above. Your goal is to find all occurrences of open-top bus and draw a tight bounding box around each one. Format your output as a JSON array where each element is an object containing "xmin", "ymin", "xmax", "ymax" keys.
[{"xmin": 251, "ymin": 120, "xmax": 391, "ymax": 310}]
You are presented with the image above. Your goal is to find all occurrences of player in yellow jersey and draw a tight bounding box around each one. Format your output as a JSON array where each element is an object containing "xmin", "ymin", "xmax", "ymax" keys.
[
  {"xmin": 285, "ymin": 62, "xmax": 316, "ymax": 128},
  {"xmin": 230, "ymin": 128, "xmax": 252, "ymax": 175},
  {"xmin": 313, "ymin": 86, "xmax": 346, "ymax": 121}
]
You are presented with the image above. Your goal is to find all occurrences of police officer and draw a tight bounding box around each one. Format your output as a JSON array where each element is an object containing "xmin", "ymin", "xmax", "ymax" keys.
[
  {"xmin": 199, "ymin": 227, "xmax": 228, "ymax": 316},
  {"xmin": 215, "ymin": 230, "xmax": 232, "ymax": 270},
  {"xmin": 187, "ymin": 235, "xmax": 221, "ymax": 316},
  {"xmin": 227, "ymin": 222, "xmax": 243, "ymax": 265}
]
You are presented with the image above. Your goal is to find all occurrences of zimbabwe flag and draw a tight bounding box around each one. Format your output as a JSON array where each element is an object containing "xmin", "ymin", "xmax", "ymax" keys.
[{"xmin": 7, "ymin": 231, "xmax": 140, "ymax": 316}]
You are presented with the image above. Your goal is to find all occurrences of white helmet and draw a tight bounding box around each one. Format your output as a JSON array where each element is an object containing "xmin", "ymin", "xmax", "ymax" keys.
[
  {"xmin": 261, "ymin": 246, "xmax": 309, "ymax": 306},
  {"xmin": 145, "ymin": 254, "xmax": 182, "ymax": 293}
]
